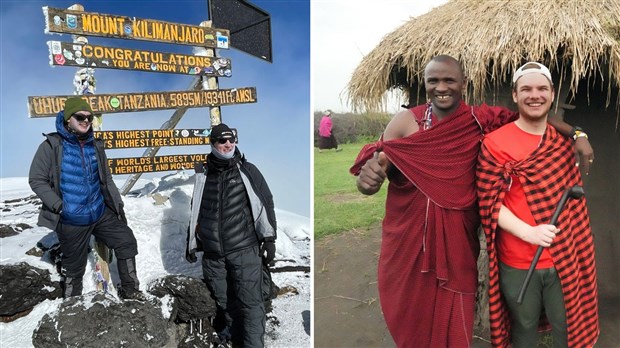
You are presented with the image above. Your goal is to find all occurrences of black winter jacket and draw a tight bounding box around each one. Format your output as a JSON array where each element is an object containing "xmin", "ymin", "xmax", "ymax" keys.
[{"xmin": 187, "ymin": 150, "xmax": 277, "ymax": 258}]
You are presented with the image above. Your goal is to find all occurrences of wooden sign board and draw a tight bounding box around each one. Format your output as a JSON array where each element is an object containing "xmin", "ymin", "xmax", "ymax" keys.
[
  {"xmin": 43, "ymin": 6, "xmax": 230, "ymax": 49},
  {"xmin": 48, "ymin": 41, "xmax": 232, "ymax": 76},
  {"xmin": 108, "ymin": 153, "xmax": 208, "ymax": 174},
  {"xmin": 95, "ymin": 129, "xmax": 211, "ymax": 149},
  {"xmin": 28, "ymin": 88, "xmax": 257, "ymax": 117}
]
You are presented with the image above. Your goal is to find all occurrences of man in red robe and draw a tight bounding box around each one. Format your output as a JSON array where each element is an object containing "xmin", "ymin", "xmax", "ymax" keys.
[
  {"xmin": 476, "ymin": 62, "xmax": 598, "ymax": 347},
  {"xmin": 350, "ymin": 55, "xmax": 594, "ymax": 347}
]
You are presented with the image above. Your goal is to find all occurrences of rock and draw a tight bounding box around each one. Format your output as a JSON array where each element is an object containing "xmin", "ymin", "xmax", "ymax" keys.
[
  {"xmin": 176, "ymin": 322, "xmax": 217, "ymax": 348},
  {"xmin": 25, "ymin": 246, "xmax": 45, "ymax": 257},
  {"xmin": 0, "ymin": 225, "xmax": 19, "ymax": 238},
  {"xmin": 0, "ymin": 307, "xmax": 34, "ymax": 323},
  {"xmin": 32, "ymin": 292, "xmax": 172, "ymax": 348},
  {"xmin": 0, "ymin": 221, "xmax": 32, "ymax": 238},
  {"xmin": 177, "ymin": 333, "xmax": 213, "ymax": 348},
  {"xmin": 152, "ymin": 193, "xmax": 170, "ymax": 205},
  {"xmin": 149, "ymin": 275, "xmax": 217, "ymax": 322},
  {"xmin": 277, "ymin": 285, "xmax": 299, "ymax": 296},
  {"xmin": 15, "ymin": 223, "xmax": 32, "ymax": 231},
  {"xmin": 0, "ymin": 263, "xmax": 61, "ymax": 319}
]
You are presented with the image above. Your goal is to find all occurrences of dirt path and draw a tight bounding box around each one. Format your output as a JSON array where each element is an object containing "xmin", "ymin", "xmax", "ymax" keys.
[
  {"xmin": 314, "ymin": 227, "xmax": 395, "ymax": 348},
  {"xmin": 313, "ymin": 226, "xmax": 619, "ymax": 348}
]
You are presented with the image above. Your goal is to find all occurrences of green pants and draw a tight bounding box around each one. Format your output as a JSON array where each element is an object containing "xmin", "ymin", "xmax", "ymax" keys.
[{"xmin": 499, "ymin": 262, "xmax": 568, "ymax": 348}]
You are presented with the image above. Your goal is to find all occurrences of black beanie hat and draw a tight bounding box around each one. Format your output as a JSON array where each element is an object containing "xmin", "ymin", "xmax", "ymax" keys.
[
  {"xmin": 63, "ymin": 97, "xmax": 92, "ymax": 121},
  {"xmin": 210, "ymin": 123, "xmax": 235, "ymax": 143}
]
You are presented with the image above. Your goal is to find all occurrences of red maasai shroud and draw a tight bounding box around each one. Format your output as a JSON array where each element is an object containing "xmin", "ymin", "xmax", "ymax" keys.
[
  {"xmin": 476, "ymin": 125, "xmax": 599, "ymax": 348},
  {"xmin": 350, "ymin": 102, "xmax": 513, "ymax": 347}
]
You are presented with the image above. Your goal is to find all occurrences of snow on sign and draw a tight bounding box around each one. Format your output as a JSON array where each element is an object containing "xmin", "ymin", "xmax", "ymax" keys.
[
  {"xmin": 47, "ymin": 41, "xmax": 232, "ymax": 76},
  {"xmin": 27, "ymin": 88, "xmax": 257, "ymax": 117},
  {"xmin": 43, "ymin": 6, "xmax": 230, "ymax": 49},
  {"xmin": 108, "ymin": 153, "xmax": 209, "ymax": 174}
]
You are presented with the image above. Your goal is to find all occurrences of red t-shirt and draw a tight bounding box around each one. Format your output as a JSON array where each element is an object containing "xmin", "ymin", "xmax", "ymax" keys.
[{"xmin": 484, "ymin": 122, "xmax": 554, "ymax": 269}]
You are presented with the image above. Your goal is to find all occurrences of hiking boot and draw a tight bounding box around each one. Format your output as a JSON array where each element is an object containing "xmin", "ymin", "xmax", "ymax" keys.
[
  {"xmin": 117, "ymin": 257, "xmax": 143, "ymax": 300},
  {"xmin": 213, "ymin": 338, "xmax": 231, "ymax": 348},
  {"xmin": 211, "ymin": 326, "xmax": 232, "ymax": 348},
  {"xmin": 61, "ymin": 276, "xmax": 83, "ymax": 298}
]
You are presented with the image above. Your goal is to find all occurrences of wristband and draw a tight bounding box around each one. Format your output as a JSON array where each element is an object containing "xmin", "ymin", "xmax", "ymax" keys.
[
  {"xmin": 570, "ymin": 126, "xmax": 584, "ymax": 140},
  {"xmin": 574, "ymin": 131, "xmax": 588, "ymax": 140}
]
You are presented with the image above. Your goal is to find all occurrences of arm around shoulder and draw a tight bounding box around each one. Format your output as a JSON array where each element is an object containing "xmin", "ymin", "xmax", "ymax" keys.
[{"xmin": 547, "ymin": 116, "xmax": 594, "ymax": 174}]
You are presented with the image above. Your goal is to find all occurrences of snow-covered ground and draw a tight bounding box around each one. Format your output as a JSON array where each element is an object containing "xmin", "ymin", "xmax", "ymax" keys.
[{"xmin": 0, "ymin": 174, "xmax": 311, "ymax": 347}]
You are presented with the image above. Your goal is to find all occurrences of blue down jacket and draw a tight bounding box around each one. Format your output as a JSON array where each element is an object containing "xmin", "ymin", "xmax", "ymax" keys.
[{"xmin": 29, "ymin": 111, "xmax": 125, "ymax": 229}]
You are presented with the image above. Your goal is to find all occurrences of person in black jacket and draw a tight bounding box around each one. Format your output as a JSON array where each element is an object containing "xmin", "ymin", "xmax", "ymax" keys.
[
  {"xmin": 186, "ymin": 123, "xmax": 277, "ymax": 348},
  {"xmin": 29, "ymin": 97, "xmax": 145, "ymax": 301}
]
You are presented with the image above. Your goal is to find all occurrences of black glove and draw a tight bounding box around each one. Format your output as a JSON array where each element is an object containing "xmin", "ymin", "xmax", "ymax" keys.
[
  {"xmin": 260, "ymin": 241, "xmax": 276, "ymax": 264},
  {"xmin": 185, "ymin": 249, "xmax": 197, "ymax": 263}
]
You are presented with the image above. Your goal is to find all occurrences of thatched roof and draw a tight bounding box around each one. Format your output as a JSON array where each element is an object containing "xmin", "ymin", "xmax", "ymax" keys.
[{"xmin": 347, "ymin": 0, "xmax": 620, "ymax": 114}]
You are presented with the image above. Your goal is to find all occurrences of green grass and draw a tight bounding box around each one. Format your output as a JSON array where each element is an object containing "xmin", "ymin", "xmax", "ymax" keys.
[{"xmin": 314, "ymin": 142, "xmax": 387, "ymax": 239}]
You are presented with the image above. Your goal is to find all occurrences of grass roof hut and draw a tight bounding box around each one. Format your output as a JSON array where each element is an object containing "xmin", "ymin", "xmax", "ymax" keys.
[
  {"xmin": 346, "ymin": 1, "xmax": 620, "ymax": 343},
  {"xmin": 347, "ymin": 0, "xmax": 620, "ymax": 128}
]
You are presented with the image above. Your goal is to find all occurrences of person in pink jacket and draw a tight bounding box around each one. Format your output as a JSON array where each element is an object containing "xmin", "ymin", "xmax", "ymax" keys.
[{"xmin": 318, "ymin": 110, "xmax": 342, "ymax": 152}]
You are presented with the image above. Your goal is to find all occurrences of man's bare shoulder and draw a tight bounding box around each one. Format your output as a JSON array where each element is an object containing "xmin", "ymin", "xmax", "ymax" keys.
[{"xmin": 384, "ymin": 109, "xmax": 420, "ymax": 140}]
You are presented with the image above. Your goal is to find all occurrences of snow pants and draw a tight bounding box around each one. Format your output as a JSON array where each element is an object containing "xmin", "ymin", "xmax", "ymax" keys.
[
  {"xmin": 202, "ymin": 245, "xmax": 265, "ymax": 348},
  {"xmin": 56, "ymin": 207, "xmax": 138, "ymax": 296}
]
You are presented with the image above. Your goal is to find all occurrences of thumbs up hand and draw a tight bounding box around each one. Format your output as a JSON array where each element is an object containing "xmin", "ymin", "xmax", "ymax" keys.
[
  {"xmin": 376, "ymin": 151, "xmax": 388, "ymax": 173},
  {"xmin": 356, "ymin": 151, "xmax": 389, "ymax": 195}
]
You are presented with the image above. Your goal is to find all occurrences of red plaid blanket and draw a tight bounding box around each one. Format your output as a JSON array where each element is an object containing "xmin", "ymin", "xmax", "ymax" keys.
[{"xmin": 477, "ymin": 125, "xmax": 599, "ymax": 347}]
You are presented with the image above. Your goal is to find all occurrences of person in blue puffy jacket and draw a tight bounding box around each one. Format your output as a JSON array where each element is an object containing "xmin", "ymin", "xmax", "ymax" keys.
[{"xmin": 29, "ymin": 97, "xmax": 145, "ymax": 300}]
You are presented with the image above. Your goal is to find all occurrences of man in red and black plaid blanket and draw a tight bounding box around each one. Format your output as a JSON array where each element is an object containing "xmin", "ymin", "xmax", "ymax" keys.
[{"xmin": 476, "ymin": 62, "xmax": 599, "ymax": 347}]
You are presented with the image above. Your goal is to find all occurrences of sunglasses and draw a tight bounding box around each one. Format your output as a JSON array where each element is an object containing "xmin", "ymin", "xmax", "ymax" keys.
[
  {"xmin": 72, "ymin": 113, "xmax": 94, "ymax": 123},
  {"xmin": 216, "ymin": 137, "xmax": 235, "ymax": 144}
]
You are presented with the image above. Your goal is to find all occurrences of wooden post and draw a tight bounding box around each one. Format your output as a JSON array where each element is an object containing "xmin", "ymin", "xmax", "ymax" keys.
[{"xmin": 199, "ymin": 20, "xmax": 222, "ymax": 126}]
